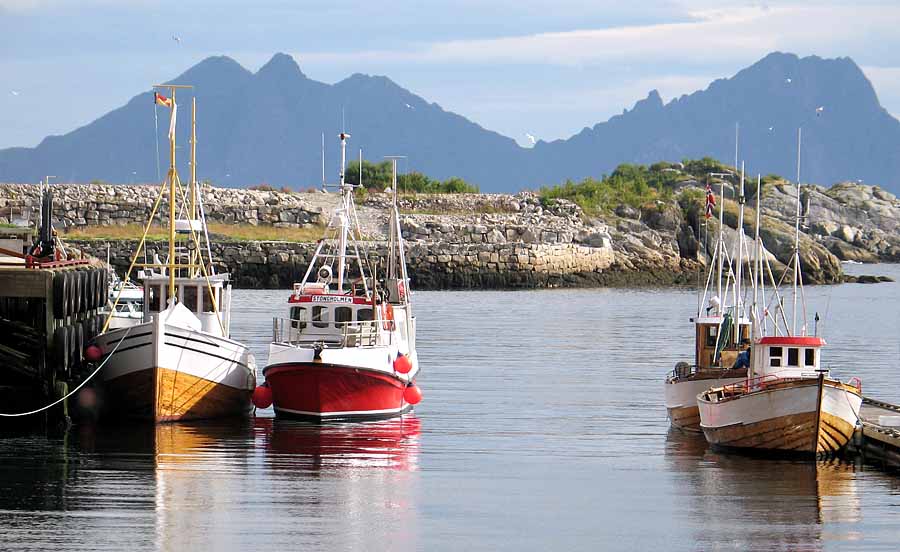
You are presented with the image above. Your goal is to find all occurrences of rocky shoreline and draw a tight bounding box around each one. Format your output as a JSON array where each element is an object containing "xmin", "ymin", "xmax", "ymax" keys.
[{"xmin": 2, "ymin": 181, "xmax": 898, "ymax": 289}]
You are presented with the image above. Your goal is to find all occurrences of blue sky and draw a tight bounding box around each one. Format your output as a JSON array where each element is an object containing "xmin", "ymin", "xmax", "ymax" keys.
[{"xmin": 1, "ymin": 0, "xmax": 899, "ymax": 149}]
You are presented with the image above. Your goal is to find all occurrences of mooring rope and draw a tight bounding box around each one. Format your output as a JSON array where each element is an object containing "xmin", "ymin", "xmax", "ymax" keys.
[{"xmin": 0, "ymin": 326, "xmax": 132, "ymax": 417}]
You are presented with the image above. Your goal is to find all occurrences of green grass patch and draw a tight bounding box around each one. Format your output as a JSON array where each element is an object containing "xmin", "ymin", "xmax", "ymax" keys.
[{"xmin": 63, "ymin": 223, "xmax": 326, "ymax": 243}]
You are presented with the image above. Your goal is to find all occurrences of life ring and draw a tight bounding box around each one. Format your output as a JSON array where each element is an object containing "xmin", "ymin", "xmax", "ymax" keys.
[{"xmin": 381, "ymin": 303, "xmax": 394, "ymax": 331}]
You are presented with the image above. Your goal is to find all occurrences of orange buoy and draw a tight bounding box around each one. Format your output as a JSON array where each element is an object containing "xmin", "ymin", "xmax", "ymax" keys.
[
  {"xmin": 393, "ymin": 353, "xmax": 412, "ymax": 374},
  {"xmin": 252, "ymin": 385, "xmax": 273, "ymax": 409},
  {"xmin": 403, "ymin": 384, "xmax": 422, "ymax": 405}
]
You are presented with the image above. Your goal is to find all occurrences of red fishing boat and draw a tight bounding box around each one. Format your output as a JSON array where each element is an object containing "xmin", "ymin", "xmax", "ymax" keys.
[{"xmin": 254, "ymin": 133, "xmax": 422, "ymax": 421}]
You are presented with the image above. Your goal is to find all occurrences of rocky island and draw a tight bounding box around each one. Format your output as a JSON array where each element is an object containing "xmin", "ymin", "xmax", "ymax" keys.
[{"xmin": 1, "ymin": 161, "xmax": 897, "ymax": 289}]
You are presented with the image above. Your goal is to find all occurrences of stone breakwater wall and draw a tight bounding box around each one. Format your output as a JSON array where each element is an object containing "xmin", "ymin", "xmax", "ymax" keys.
[
  {"xmin": 70, "ymin": 239, "xmax": 616, "ymax": 290},
  {"xmin": 0, "ymin": 183, "xmax": 324, "ymax": 228}
]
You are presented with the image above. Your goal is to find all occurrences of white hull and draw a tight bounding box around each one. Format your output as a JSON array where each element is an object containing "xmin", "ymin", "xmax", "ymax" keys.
[
  {"xmin": 665, "ymin": 373, "xmax": 745, "ymax": 431},
  {"xmin": 698, "ymin": 378, "xmax": 862, "ymax": 454},
  {"xmin": 95, "ymin": 312, "xmax": 256, "ymax": 421}
]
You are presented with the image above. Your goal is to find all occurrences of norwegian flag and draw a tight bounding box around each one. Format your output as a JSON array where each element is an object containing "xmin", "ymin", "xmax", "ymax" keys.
[
  {"xmin": 705, "ymin": 183, "xmax": 716, "ymax": 219},
  {"xmin": 153, "ymin": 92, "xmax": 173, "ymax": 108}
]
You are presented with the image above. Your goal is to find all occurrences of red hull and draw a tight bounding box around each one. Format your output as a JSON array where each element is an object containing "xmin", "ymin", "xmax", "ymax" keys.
[{"xmin": 263, "ymin": 363, "xmax": 412, "ymax": 421}]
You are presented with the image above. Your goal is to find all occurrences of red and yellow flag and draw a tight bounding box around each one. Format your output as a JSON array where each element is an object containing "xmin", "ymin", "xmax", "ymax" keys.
[{"xmin": 154, "ymin": 91, "xmax": 173, "ymax": 108}]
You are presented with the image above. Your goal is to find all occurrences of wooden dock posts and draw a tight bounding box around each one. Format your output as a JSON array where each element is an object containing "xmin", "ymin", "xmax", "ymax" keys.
[{"xmin": 0, "ymin": 254, "xmax": 108, "ymax": 427}]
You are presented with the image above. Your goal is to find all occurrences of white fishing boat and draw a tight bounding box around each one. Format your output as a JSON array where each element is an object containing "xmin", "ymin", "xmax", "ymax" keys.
[
  {"xmin": 91, "ymin": 87, "xmax": 255, "ymax": 422},
  {"xmin": 698, "ymin": 132, "xmax": 862, "ymax": 455},
  {"xmin": 255, "ymin": 133, "xmax": 422, "ymax": 421},
  {"xmin": 105, "ymin": 254, "xmax": 144, "ymax": 330},
  {"xmin": 664, "ymin": 170, "xmax": 751, "ymax": 431}
]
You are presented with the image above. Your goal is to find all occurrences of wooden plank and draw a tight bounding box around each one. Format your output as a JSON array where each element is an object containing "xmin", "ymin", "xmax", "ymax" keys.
[{"xmin": 0, "ymin": 269, "xmax": 52, "ymax": 299}]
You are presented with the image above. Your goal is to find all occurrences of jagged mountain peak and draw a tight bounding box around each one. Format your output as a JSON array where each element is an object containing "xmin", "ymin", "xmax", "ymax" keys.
[
  {"xmin": 0, "ymin": 51, "xmax": 897, "ymax": 193},
  {"xmin": 256, "ymin": 52, "xmax": 306, "ymax": 79}
]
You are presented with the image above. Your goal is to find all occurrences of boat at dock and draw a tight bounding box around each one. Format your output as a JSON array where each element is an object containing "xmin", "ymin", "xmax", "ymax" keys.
[
  {"xmin": 104, "ymin": 251, "xmax": 144, "ymax": 330},
  {"xmin": 258, "ymin": 133, "xmax": 422, "ymax": 421},
  {"xmin": 697, "ymin": 138, "xmax": 862, "ymax": 455},
  {"xmin": 92, "ymin": 87, "xmax": 255, "ymax": 423},
  {"xmin": 665, "ymin": 172, "xmax": 751, "ymax": 431}
]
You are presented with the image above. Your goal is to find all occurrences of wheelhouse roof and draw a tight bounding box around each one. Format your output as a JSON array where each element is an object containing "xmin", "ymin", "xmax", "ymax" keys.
[{"xmin": 758, "ymin": 336, "xmax": 826, "ymax": 347}]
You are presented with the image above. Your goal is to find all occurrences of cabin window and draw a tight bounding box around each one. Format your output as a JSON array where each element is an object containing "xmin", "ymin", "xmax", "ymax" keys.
[
  {"xmin": 148, "ymin": 285, "xmax": 161, "ymax": 312},
  {"xmin": 358, "ymin": 308, "xmax": 374, "ymax": 322},
  {"xmin": 335, "ymin": 307, "xmax": 352, "ymax": 326},
  {"xmin": 805, "ymin": 348, "xmax": 816, "ymax": 367},
  {"xmin": 312, "ymin": 306, "xmax": 329, "ymax": 328},
  {"xmin": 202, "ymin": 287, "xmax": 217, "ymax": 313},
  {"xmin": 182, "ymin": 286, "xmax": 198, "ymax": 313},
  {"xmin": 706, "ymin": 326, "xmax": 718, "ymax": 347},
  {"xmin": 769, "ymin": 346, "xmax": 783, "ymax": 367},
  {"xmin": 788, "ymin": 348, "xmax": 799, "ymax": 367},
  {"xmin": 289, "ymin": 306, "xmax": 307, "ymax": 329}
]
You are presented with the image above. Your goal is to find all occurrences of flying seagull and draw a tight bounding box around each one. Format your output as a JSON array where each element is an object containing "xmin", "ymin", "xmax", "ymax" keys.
[
  {"xmin": 785, "ymin": 78, "xmax": 792, "ymax": 83},
  {"xmin": 172, "ymin": 34, "xmax": 181, "ymax": 44},
  {"xmin": 10, "ymin": 90, "xmax": 19, "ymax": 96},
  {"xmin": 815, "ymin": 106, "xmax": 825, "ymax": 116},
  {"xmin": 525, "ymin": 133, "xmax": 536, "ymax": 146},
  {"xmin": 404, "ymin": 103, "xmax": 414, "ymax": 109},
  {"xmin": 768, "ymin": 126, "xmax": 774, "ymax": 132}
]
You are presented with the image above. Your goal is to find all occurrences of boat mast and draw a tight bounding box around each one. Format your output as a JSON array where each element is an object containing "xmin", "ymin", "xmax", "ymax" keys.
[
  {"xmin": 153, "ymin": 83, "xmax": 192, "ymax": 302},
  {"xmin": 734, "ymin": 161, "xmax": 745, "ymax": 341},
  {"xmin": 716, "ymin": 178, "xmax": 725, "ymax": 312},
  {"xmin": 754, "ymin": 174, "xmax": 763, "ymax": 338},
  {"xmin": 337, "ymin": 132, "xmax": 351, "ymax": 293},
  {"xmin": 793, "ymin": 128, "xmax": 802, "ymax": 335},
  {"xmin": 190, "ymin": 97, "xmax": 198, "ymax": 278}
]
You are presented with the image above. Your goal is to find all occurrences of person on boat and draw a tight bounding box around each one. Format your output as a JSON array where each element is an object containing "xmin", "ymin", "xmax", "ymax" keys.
[{"xmin": 732, "ymin": 348, "xmax": 750, "ymax": 370}]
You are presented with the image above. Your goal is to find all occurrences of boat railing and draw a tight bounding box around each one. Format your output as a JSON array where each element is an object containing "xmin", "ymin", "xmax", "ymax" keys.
[
  {"xmin": 719, "ymin": 374, "xmax": 786, "ymax": 397},
  {"xmin": 272, "ymin": 317, "xmax": 389, "ymax": 348}
]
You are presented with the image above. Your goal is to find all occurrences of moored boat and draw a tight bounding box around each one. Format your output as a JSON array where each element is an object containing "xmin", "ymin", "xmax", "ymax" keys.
[
  {"xmin": 92, "ymin": 88, "xmax": 255, "ymax": 422},
  {"xmin": 697, "ymin": 136, "xmax": 862, "ymax": 456},
  {"xmin": 697, "ymin": 337, "xmax": 862, "ymax": 455},
  {"xmin": 665, "ymin": 171, "xmax": 751, "ymax": 431},
  {"xmin": 258, "ymin": 134, "xmax": 422, "ymax": 421}
]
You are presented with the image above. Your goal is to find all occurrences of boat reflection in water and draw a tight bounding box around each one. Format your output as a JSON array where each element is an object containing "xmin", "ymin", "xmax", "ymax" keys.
[
  {"xmin": 664, "ymin": 430, "xmax": 861, "ymax": 550},
  {"xmin": 260, "ymin": 415, "xmax": 421, "ymax": 471},
  {"xmin": 152, "ymin": 417, "xmax": 420, "ymax": 550}
]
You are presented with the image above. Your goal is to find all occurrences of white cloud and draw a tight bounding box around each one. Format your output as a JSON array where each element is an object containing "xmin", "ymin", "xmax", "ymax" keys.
[{"xmin": 294, "ymin": 4, "xmax": 900, "ymax": 68}]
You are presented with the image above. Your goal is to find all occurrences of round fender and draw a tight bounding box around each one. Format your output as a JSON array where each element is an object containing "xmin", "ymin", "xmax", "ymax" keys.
[
  {"xmin": 52, "ymin": 271, "xmax": 67, "ymax": 319},
  {"xmin": 66, "ymin": 271, "xmax": 78, "ymax": 316},
  {"xmin": 53, "ymin": 326, "xmax": 69, "ymax": 373}
]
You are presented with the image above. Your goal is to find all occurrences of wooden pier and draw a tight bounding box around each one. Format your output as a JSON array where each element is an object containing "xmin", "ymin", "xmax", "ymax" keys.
[
  {"xmin": 847, "ymin": 397, "xmax": 900, "ymax": 470},
  {"xmin": 0, "ymin": 227, "xmax": 108, "ymax": 428}
]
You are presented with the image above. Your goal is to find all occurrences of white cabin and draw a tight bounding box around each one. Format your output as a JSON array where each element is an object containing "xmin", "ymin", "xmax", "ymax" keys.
[
  {"xmin": 142, "ymin": 275, "xmax": 232, "ymax": 337},
  {"xmin": 751, "ymin": 335, "xmax": 825, "ymax": 380}
]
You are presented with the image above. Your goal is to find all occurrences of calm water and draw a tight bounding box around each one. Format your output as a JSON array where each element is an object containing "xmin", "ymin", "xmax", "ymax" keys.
[{"xmin": 2, "ymin": 264, "xmax": 900, "ymax": 550}]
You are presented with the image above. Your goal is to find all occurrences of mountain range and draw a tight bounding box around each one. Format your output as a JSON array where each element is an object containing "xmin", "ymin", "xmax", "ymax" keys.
[{"xmin": 1, "ymin": 51, "xmax": 898, "ymax": 193}]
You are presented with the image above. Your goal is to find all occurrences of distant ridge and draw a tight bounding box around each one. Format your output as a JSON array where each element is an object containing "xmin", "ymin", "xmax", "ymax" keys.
[{"xmin": 1, "ymin": 52, "xmax": 898, "ymax": 193}]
